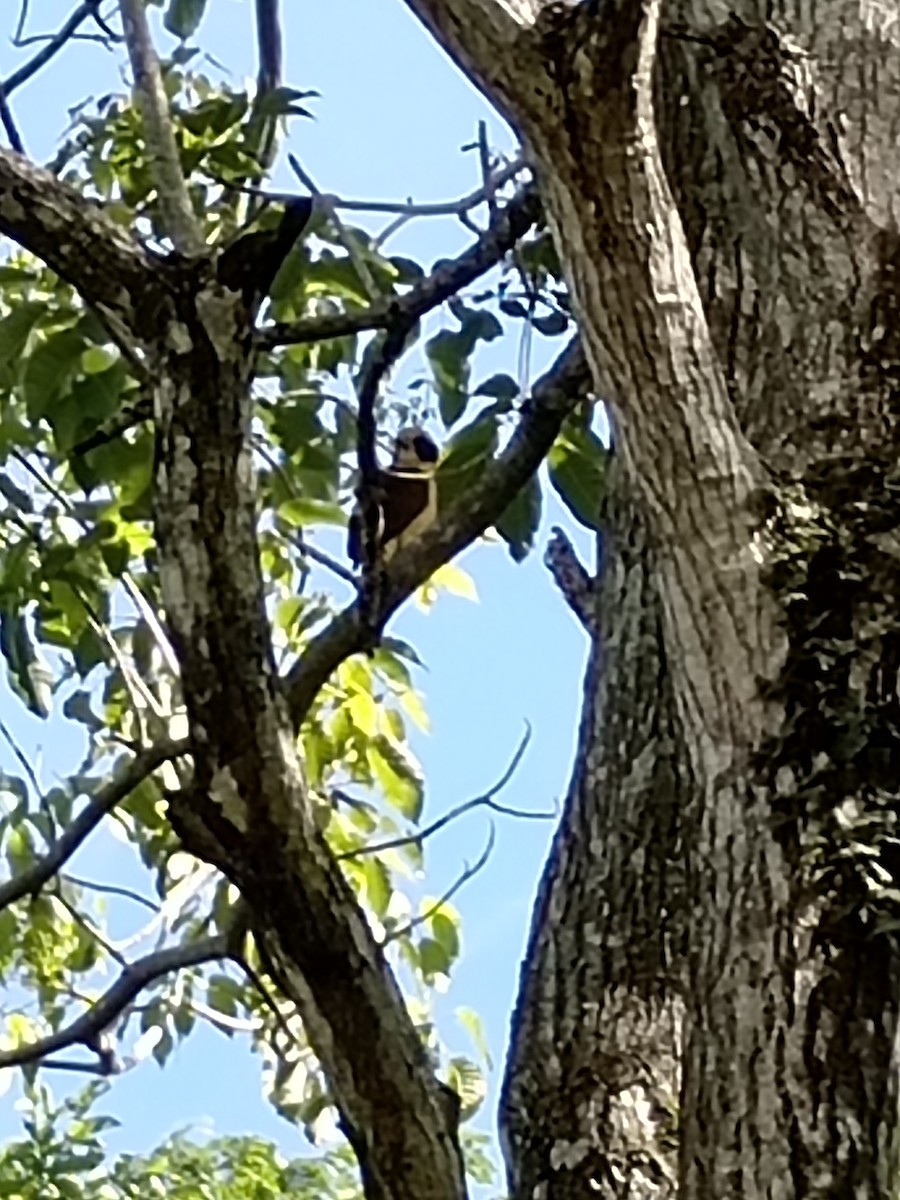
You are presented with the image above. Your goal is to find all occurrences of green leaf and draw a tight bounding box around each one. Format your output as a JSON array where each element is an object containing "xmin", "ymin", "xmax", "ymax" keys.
[
  {"xmin": 457, "ymin": 1006, "xmax": 493, "ymax": 1069},
  {"xmin": 446, "ymin": 1056, "xmax": 487, "ymax": 1119},
  {"xmin": 0, "ymin": 607, "xmax": 51, "ymax": 717},
  {"xmin": 426, "ymin": 329, "xmax": 471, "ymax": 426},
  {"xmin": 496, "ymin": 471, "xmax": 542, "ymax": 562},
  {"xmin": 277, "ymin": 498, "xmax": 345, "ymax": 527},
  {"xmin": 0, "ymin": 302, "xmax": 44, "ymax": 386},
  {"xmin": 437, "ymin": 409, "xmax": 500, "ymax": 509},
  {"xmin": 418, "ymin": 936, "xmax": 451, "ymax": 981},
  {"xmin": 23, "ymin": 329, "xmax": 85, "ymax": 422},
  {"xmin": 430, "ymin": 910, "xmax": 460, "ymax": 961},
  {"xmin": 363, "ymin": 858, "xmax": 391, "ymax": 919},
  {"xmin": 367, "ymin": 741, "xmax": 424, "ymax": 822},
  {"xmin": 547, "ymin": 423, "xmax": 608, "ymax": 530},
  {"xmin": 163, "ymin": 0, "xmax": 207, "ymax": 39},
  {"xmin": 474, "ymin": 373, "xmax": 519, "ymax": 403},
  {"xmin": 531, "ymin": 309, "xmax": 569, "ymax": 336}
]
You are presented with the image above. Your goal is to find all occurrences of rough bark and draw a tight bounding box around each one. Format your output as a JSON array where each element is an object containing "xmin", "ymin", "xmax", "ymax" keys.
[{"xmin": 397, "ymin": 0, "xmax": 900, "ymax": 1197}]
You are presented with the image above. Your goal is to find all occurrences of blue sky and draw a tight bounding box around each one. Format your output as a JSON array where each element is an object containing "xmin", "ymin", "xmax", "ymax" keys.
[{"xmin": 0, "ymin": 0, "xmax": 594, "ymax": 1181}]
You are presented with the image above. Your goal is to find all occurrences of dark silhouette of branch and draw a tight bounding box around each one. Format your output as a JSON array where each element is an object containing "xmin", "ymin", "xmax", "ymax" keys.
[
  {"xmin": 338, "ymin": 722, "xmax": 553, "ymax": 863},
  {"xmin": 259, "ymin": 179, "xmax": 541, "ymax": 350},
  {"xmin": 2, "ymin": 0, "xmax": 104, "ymax": 97},
  {"xmin": 0, "ymin": 739, "xmax": 189, "ymax": 913},
  {"xmin": 383, "ymin": 824, "xmax": 496, "ymax": 945},
  {"xmin": 0, "ymin": 935, "xmax": 228, "ymax": 1071},
  {"xmin": 254, "ymin": 0, "xmax": 281, "ymax": 95},
  {"xmin": 0, "ymin": 81, "xmax": 24, "ymax": 155},
  {"xmin": 545, "ymin": 525, "xmax": 598, "ymax": 632},
  {"xmin": 284, "ymin": 335, "xmax": 591, "ymax": 726}
]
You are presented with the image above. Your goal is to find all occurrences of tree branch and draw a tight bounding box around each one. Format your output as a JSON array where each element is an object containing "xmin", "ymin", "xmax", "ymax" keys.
[
  {"xmin": 0, "ymin": 739, "xmax": 188, "ymax": 913},
  {"xmin": 73, "ymin": 181, "xmax": 542, "ymax": 457},
  {"xmin": 337, "ymin": 722, "xmax": 553, "ymax": 863},
  {"xmin": 285, "ymin": 334, "xmax": 591, "ymax": 725},
  {"xmin": 259, "ymin": 179, "xmax": 541, "ymax": 350},
  {"xmin": 118, "ymin": 0, "xmax": 203, "ymax": 254},
  {"xmin": 2, "ymin": 0, "xmax": 103, "ymax": 96},
  {"xmin": 544, "ymin": 525, "xmax": 598, "ymax": 633},
  {"xmin": 0, "ymin": 81, "xmax": 24, "ymax": 154},
  {"xmin": 0, "ymin": 935, "xmax": 228, "ymax": 1071},
  {"xmin": 0, "ymin": 147, "xmax": 156, "ymax": 330}
]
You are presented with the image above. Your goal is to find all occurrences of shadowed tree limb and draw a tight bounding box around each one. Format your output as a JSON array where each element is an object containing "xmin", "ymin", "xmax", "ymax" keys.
[
  {"xmin": 545, "ymin": 525, "xmax": 598, "ymax": 633},
  {"xmin": 285, "ymin": 334, "xmax": 591, "ymax": 725},
  {"xmin": 0, "ymin": 935, "xmax": 229, "ymax": 1071},
  {"xmin": 0, "ymin": 740, "xmax": 190, "ymax": 913}
]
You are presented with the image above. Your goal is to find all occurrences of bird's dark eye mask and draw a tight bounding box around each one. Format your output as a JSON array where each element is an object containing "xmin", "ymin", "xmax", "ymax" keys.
[{"xmin": 413, "ymin": 435, "xmax": 439, "ymax": 463}]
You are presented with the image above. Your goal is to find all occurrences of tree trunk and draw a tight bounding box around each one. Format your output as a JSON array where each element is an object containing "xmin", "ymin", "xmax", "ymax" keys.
[{"xmin": 402, "ymin": 1, "xmax": 900, "ymax": 1196}]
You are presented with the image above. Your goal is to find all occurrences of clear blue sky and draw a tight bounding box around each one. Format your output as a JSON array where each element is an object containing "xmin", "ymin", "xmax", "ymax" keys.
[{"xmin": 0, "ymin": 0, "xmax": 594, "ymax": 1181}]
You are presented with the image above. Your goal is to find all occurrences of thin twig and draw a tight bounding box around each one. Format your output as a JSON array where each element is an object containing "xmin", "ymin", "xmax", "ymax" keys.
[
  {"xmin": 0, "ymin": 740, "xmax": 189, "ymax": 913},
  {"xmin": 383, "ymin": 825, "xmax": 496, "ymax": 945},
  {"xmin": 62, "ymin": 873, "xmax": 160, "ymax": 913},
  {"xmin": 288, "ymin": 152, "xmax": 381, "ymax": 302},
  {"xmin": 260, "ymin": 180, "xmax": 541, "ymax": 350},
  {"xmin": 118, "ymin": 0, "xmax": 203, "ymax": 254},
  {"xmin": 212, "ymin": 156, "xmax": 527, "ymax": 219},
  {"xmin": 337, "ymin": 723, "xmax": 551, "ymax": 863},
  {"xmin": 3, "ymin": 0, "xmax": 101, "ymax": 96}
]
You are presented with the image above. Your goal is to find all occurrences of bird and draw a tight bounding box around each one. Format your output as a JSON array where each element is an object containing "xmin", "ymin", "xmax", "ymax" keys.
[{"xmin": 347, "ymin": 427, "xmax": 440, "ymax": 569}]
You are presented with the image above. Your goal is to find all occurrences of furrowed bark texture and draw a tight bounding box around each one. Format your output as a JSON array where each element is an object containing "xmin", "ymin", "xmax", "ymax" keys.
[
  {"xmin": 398, "ymin": 0, "xmax": 900, "ymax": 1196},
  {"xmin": 145, "ymin": 274, "xmax": 467, "ymax": 1200}
]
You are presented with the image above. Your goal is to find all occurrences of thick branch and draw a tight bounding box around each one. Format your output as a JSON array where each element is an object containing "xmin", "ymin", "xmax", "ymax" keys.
[
  {"xmin": 0, "ymin": 147, "xmax": 156, "ymax": 328},
  {"xmin": 0, "ymin": 935, "xmax": 228, "ymax": 1070},
  {"xmin": 285, "ymin": 335, "xmax": 590, "ymax": 725},
  {"xmin": 259, "ymin": 180, "xmax": 542, "ymax": 349},
  {"xmin": 0, "ymin": 740, "xmax": 188, "ymax": 912},
  {"xmin": 118, "ymin": 0, "xmax": 203, "ymax": 254}
]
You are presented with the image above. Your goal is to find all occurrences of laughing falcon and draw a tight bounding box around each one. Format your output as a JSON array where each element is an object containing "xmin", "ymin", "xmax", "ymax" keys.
[{"xmin": 348, "ymin": 427, "xmax": 439, "ymax": 568}]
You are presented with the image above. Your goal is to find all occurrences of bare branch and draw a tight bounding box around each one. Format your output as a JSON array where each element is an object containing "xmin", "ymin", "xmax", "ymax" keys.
[
  {"xmin": 545, "ymin": 525, "xmax": 598, "ymax": 632},
  {"xmin": 288, "ymin": 152, "xmax": 381, "ymax": 302},
  {"xmin": 285, "ymin": 334, "xmax": 591, "ymax": 725},
  {"xmin": 0, "ymin": 82, "xmax": 24, "ymax": 155},
  {"xmin": 0, "ymin": 935, "xmax": 228, "ymax": 1071},
  {"xmin": 338, "ymin": 722, "xmax": 553, "ymax": 862},
  {"xmin": 62, "ymin": 874, "xmax": 160, "ymax": 914},
  {"xmin": 0, "ymin": 148, "xmax": 155, "ymax": 329},
  {"xmin": 384, "ymin": 824, "xmax": 496, "ymax": 944},
  {"xmin": 118, "ymin": 0, "xmax": 203, "ymax": 254},
  {"xmin": 254, "ymin": 0, "xmax": 282, "ymax": 96},
  {"xmin": 2, "ymin": 1, "xmax": 103, "ymax": 97},
  {"xmin": 259, "ymin": 179, "xmax": 542, "ymax": 350},
  {"xmin": 0, "ymin": 740, "xmax": 189, "ymax": 913}
]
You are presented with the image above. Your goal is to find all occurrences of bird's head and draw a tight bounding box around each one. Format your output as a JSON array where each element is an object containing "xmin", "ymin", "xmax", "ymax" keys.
[{"xmin": 391, "ymin": 427, "xmax": 440, "ymax": 472}]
